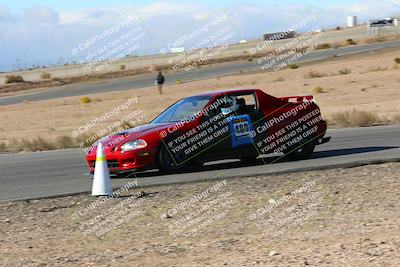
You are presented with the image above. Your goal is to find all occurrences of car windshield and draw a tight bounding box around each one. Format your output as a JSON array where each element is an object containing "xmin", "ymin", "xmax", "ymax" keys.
[{"xmin": 151, "ymin": 95, "xmax": 212, "ymax": 123}]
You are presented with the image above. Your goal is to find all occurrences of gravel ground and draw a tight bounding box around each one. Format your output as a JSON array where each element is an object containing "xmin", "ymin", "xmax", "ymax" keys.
[{"xmin": 1, "ymin": 162, "xmax": 399, "ymax": 267}]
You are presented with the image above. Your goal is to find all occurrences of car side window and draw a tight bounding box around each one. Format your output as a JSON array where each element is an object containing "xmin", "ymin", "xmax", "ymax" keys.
[
  {"xmin": 240, "ymin": 93, "xmax": 257, "ymax": 111},
  {"xmin": 203, "ymin": 96, "xmax": 227, "ymax": 118},
  {"xmin": 203, "ymin": 93, "xmax": 258, "ymax": 119}
]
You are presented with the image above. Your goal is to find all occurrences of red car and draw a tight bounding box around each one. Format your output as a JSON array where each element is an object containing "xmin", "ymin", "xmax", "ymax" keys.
[{"xmin": 86, "ymin": 89, "xmax": 330, "ymax": 174}]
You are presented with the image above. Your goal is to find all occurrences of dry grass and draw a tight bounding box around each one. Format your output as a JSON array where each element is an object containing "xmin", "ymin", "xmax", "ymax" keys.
[
  {"xmin": 0, "ymin": 66, "xmax": 154, "ymax": 94},
  {"xmin": 367, "ymin": 66, "xmax": 388, "ymax": 72},
  {"xmin": 288, "ymin": 64, "xmax": 299, "ymax": 69},
  {"xmin": 317, "ymin": 43, "xmax": 332, "ymax": 50},
  {"xmin": 10, "ymin": 137, "xmax": 55, "ymax": 152},
  {"xmin": 330, "ymin": 110, "xmax": 382, "ymax": 127},
  {"xmin": 80, "ymin": 96, "xmax": 92, "ymax": 104},
  {"xmin": 119, "ymin": 64, "xmax": 126, "ymax": 70},
  {"xmin": 0, "ymin": 142, "xmax": 6, "ymax": 152},
  {"xmin": 391, "ymin": 114, "xmax": 400, "ymax": 123},
  {"xmin": 338, "ymin": 68, "xmax": 351, "ymax": 75},
  {"xmin": 313, "ymin": 86, "xmax": 325, "ymax": 93},
  {"xmin": 346, "ymin": 38, "xmax": 357, "ymax": 45},
  {"xmin": 4, "ymin": 135, "xmax": 90, "ymax": 152},
  {"xmin": 40, "ymin": 72, "xmax": 51, "ymax": 79},
  {"xmin": 362, "ymin": 37, "xmax": 387, "ymax": 44},
  {"xmin": 273, "ymin": 77, "xmax": 285, "ymax": 82},
  {"xmin": 304, "ymin": 71, "xmax": 326, "ymax": 79},
  {"xmin": 5, "ymin": 75, "xmax": 24, "ymax": 83},
  {"xmin": 55, "ymin": 135, "xmax": 79, "ymax": 149},
  {"xmin": 1, "ymin": 120, "xmax": 138, "ymax": 152}
]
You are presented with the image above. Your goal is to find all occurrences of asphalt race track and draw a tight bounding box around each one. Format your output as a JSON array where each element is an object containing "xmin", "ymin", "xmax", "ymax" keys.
[
  {"xmin": 0, "ymin": 125, "xmax": 399, "ymax": 202},
  {"xmin": 1, "ymin": 40, "xmax": 400, "ymax": 106}
]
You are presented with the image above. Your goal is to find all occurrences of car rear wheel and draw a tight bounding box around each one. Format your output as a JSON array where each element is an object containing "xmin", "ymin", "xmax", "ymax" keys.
[{"xmin": 283, "ymin": 140, "xmax": 316, "ymax": 160}]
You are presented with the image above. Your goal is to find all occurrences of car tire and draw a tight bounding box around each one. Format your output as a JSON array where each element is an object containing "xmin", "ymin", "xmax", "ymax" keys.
[
  {"xmin": 115, "ymin": 172, "xmax": 134, "ymax": 179},
  {"xmin": 283, "ymin": 140, "xmax": 316, "ymax": 160},
  {"xmin": 189, "ymin": 159, "xmax": 204, "ymax": 170},
  {"xmin": 158, "ymin": 145, "xmax": 187, "ymax": 173},
  {"xmin": 239, "ymin": 156, "xmax": 258, "ymax": 164}
]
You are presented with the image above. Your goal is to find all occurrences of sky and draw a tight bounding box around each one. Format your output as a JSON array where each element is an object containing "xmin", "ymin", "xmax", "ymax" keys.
[
  {"xmin": 0, "ymin": 0, "xmax": 368, "ymax": 12},
  {"xmin": 0, "ymin": 0, "xmax": 399, "ymax": 71}
]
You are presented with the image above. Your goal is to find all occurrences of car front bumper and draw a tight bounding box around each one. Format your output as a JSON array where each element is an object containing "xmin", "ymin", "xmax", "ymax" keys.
[{"xmin": 86, "ymin": 149, "xmax": 156, "ymax": 174}]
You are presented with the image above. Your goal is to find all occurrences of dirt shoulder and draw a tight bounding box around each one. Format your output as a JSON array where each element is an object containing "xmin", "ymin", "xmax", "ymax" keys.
[
  {"xmin": 1, "ymin": 162, "xmax": 399, "ymax": 266},
  {"xmin": 1, "ymin": 31, "xmax": 400, "ymax": 92},
  {"xmin": 2, "ymin": 47, "xmax": 400, "ymax": 147}
]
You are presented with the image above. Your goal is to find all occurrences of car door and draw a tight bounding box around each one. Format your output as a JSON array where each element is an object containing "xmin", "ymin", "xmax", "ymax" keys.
[{"xmin": 199, "ymin": 92, "xmax": 263, "ymax": 159}]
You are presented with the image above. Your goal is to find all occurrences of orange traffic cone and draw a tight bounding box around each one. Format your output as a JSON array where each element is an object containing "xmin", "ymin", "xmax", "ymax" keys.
[{"xmin": 92, "ymin": 143, "xmax": 112, "ymax": 196}]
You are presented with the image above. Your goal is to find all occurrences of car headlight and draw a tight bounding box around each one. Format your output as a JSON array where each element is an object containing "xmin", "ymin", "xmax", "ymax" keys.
[{"xmin": 121, "ymin": 139, "xmax": 147, "ymax": 152}]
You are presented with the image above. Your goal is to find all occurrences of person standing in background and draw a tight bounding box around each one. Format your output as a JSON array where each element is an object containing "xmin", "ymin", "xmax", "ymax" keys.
[{"xmin": 155, "ymin": 71, "xmax": 165, "ymax": 94}]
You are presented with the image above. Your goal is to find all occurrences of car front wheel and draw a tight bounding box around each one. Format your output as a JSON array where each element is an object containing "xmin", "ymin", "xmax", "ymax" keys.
[{"xmin": 158, "ymin": 145, "xmax": 187, "ymax": 173}]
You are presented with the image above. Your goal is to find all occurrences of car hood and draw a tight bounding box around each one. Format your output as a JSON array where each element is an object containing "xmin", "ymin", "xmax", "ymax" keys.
[{"xmin": 90, "ymin": 122, "xmax": 175, "ymax": 152}]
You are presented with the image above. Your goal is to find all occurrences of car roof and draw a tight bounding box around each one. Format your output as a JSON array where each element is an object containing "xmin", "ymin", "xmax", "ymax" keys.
[{"xmin": 190, "ymin": 88, "xmax": 260, "ymax": 97}]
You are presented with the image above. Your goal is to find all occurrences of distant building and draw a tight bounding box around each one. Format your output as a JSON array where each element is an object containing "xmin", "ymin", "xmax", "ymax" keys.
[
  {"xmin": 263, "ymin": 31, "xmax": 295, "ymax": 41},
  {"xmin": 367, "ymin": 17, "xmax": 397, "ymax": 36},
  {"xmin": 170, "ymin": 47, "xmax": 185, "ymax": 53},
  {"xmin": 347, "ymin": 16, "xmax": 357, "ymax": 27}
]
